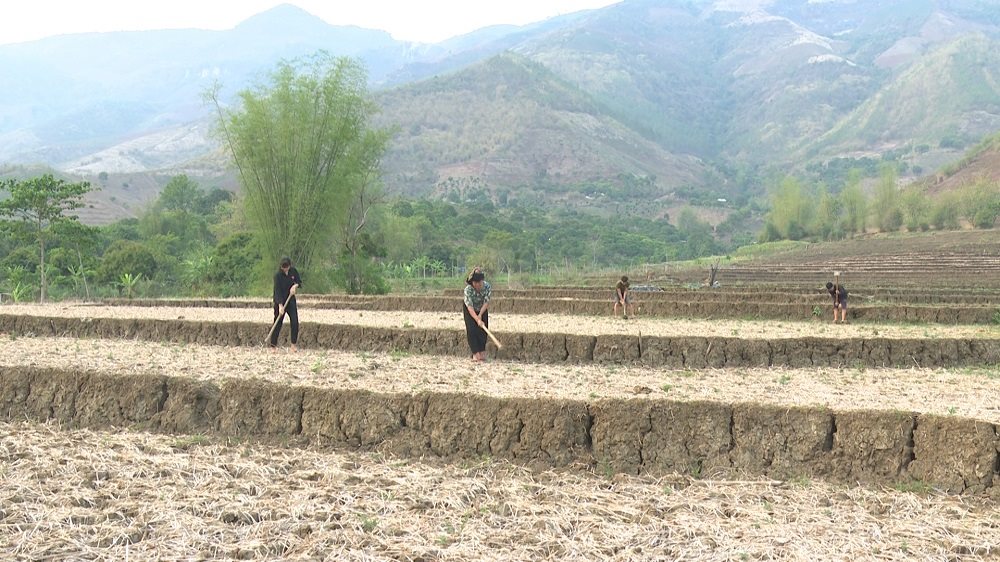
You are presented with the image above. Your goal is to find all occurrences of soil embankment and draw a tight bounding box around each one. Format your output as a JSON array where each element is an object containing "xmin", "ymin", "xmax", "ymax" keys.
[
  {"xmin": 2, "ymin": 365, "xmax": 998, "ymax": 494},
  {"xmin": 2, "ymin": 312, "xmax": 998, "ymax": 368}
]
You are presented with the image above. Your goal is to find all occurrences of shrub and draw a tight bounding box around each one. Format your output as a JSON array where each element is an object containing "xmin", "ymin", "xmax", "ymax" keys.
[{"xmin": 97, "ymin": 240, "xmax": 157, "ymax": 284}]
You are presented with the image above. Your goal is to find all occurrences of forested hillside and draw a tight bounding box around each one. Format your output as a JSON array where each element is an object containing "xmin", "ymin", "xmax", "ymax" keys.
[{"xmin": 3, "ymin": 0, "xmax": 1000, "ymax": 214}]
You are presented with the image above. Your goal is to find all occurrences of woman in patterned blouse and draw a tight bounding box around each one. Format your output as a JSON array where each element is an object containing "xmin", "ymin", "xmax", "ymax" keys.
[{"xmin": 463, "ymin": 269, "xmax": 491, "ymax": 362}]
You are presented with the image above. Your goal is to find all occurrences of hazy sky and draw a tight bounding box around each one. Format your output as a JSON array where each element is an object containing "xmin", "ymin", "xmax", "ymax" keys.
[{"xmin": 0, "ymin": 0, "xmax": 621, "ymax": 45}]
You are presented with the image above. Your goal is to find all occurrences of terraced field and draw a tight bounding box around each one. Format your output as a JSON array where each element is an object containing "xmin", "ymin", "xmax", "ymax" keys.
[
  {"xmin": 3, "ymin": 242, "xmax": 1000, "ymax": 559},
  {"xmin": 663, "ymin": 230, "xmax": 1000, "ymax": 289}
]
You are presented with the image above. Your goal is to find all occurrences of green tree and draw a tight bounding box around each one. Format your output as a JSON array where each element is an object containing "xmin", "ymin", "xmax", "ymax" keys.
[
  {"xmin": 336, "ymin": 166, "xmax": 387, "ymax": 294},
  {"xmin": 761, "ymin": 177, "xmax": 813, "ymax": 241},
  {"xmin": 900, "ymin": 186, "xmax": 931, "ymax": 231},
  {"xmin": 814, "ymin": 186, "xmax": 843, "ymax": 240},
  {"xmin": 156, "ymin": 175, "xmax": 204, "ymax": 214},
  {"xmin": 210, "ymin": 52, "xmax": 390, "ymax": 273},
  {"xmin": 50, "ymin": 220, "xmax": 100, "ymax": 300},
  {"xmin": 140, "ymin": 175, "xmax": 213, "ymax": 254},
  {"xmin": 98, "ymin": 240, "xmax": 158, "ymax": 285},
  {"xmin": 208, "ymin": 233, "xmax": 262, "ymax": 296},
  {"xmin": 872, "ymin": 164, "xmax": 902, "ymax": 232},
  {"xmin": 931, "ymin": 194, "xmax": 962, "ymax": 230},
  {"xmin": 960, "ymin": 178, "xmax": 1000, "ymax": 229},
  {"xmin": 839, "ymin": 171, "xmax": 868, "ymax": 235},
  {"xmin": 0, "ymin": 174, "xmax": 93, "ymax": 302},
  {"xmin": 677, "ymin": 208, "xmax": 720, "ymax": 258}
]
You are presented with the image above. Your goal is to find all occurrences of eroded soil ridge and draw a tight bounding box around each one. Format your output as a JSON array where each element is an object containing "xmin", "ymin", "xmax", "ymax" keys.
[
  {"xmin": 2, "ymin": 314, "xmax": 997, "ymax": 368},
  {"xmin": 2, "ymin": 366, "xmax": 996, "ymax": 494}
]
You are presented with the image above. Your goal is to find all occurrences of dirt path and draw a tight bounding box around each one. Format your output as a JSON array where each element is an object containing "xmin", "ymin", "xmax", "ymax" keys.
[
  {"xmin": 4, "ymin": 336, "xmax": 1000, "ymax": 424},
  {"xmin": 1, "ymin": 421, "xmax": 997, "ymax": 561},
  {"xmin": 7, "ymin": 303, "xmax": 999, "ymax": 341}
]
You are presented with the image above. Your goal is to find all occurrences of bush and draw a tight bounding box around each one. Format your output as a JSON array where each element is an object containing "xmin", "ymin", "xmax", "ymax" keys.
[
  {"xmin": 0, "ymin": 246, "xmax": 38, "ymax": 273},
  {"xmin": 333, "ymin": 253, "xmax": 389, "ymax": 295},
  {"xmin": 98, "ymin": 240, "xmax": 158, "ymax": 283},
  {"xmin": 208, "ymin": 233, "xmax": 262, "ymax": 295},
  {"xmin": 931, "ymin": 198, "xmax": 961, "ymax": 230}
]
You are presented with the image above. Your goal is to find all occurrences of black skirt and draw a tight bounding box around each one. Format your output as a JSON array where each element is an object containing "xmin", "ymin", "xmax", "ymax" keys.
[{"xmin": 463, "ymin": 305, "xmax": 489, "ymax": 354}]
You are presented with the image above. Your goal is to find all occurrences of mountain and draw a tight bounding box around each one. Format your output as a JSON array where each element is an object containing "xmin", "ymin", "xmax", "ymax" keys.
[
  {"xmin": 808, "ymin": 33, "xmax": 1000, "ymax": 156},
  {"xmin": 921, "ymin": 131, "xmax": 1000, "ymax": 196},
  {"xmin": 2, "ymin": 0, "xmax": 1000, "ymax": 225},
  {"xmin": 0, "ymin": 4, "xmax": 409, "ymax": 166},
  {"xmin": 375, "ymin": 53, "xmax": 711, "ymax": 202}
]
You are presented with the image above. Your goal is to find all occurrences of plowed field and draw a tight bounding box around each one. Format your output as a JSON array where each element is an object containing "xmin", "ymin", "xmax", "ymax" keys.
[
  {"xmin": 3, "ymin": 269, "xmax": 1000, "ymax": 560},
  {"xmin": 3, "ymin": 422, "xmax": 998, "ymax": 561}
]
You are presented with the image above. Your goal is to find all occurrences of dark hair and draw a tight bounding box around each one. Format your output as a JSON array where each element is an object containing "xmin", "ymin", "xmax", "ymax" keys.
[
  {"xmin": 621, "ymin": 275, "xmax": 629, "ymax": 283},
  {"xmin": 469, "ymin": 271, "xmax": 485, "ymax": 283},
  {"xmin": 280, "ymin": 257, "xmax": 292, "ymax": 268},
  {"xmin": 825, "ymin": 282, "xmax": 833, "ymax": 290}
]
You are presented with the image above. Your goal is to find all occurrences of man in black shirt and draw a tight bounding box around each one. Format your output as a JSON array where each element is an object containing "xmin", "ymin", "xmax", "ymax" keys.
[{"xmin": 271, "ymin": 257, "xmax": 302, "ymax": 351}]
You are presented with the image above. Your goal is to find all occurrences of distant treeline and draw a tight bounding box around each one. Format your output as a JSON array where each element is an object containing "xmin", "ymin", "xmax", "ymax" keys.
[
  {"xmin": 0, "ymin": 173, "xmax": 741, "ymax": 300},
  {"xmin": 760, "ymin": 164, "xmax": 1000, "ymax": 242}
]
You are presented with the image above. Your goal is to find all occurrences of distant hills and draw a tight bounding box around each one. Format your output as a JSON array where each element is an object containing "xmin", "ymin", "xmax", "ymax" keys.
[{"xmin": 1, "ymin": 0, "xmax": 1000, "ymax": 223}]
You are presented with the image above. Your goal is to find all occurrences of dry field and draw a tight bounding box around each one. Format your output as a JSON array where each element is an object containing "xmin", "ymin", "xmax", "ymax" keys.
[
  {"xmin": 7, "ymin": 303, "xmax": 999, "ymax": 341},
  {"xmin": 2, "ymin": 336, "xmax": 1000, "ymax": 424},
  {"xmin": 2, "ymin": 421, "xmax": 999, "ymax": 561},
  {"xmin": 3, "ymin": 277, "xmax": 1000, "ymax": 560}
]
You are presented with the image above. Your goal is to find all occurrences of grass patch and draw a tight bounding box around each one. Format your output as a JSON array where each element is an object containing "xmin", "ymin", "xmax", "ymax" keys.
[
  {"xmin": 171, "ymin": 434, "xmax": 210, "ymax": 450},
  {"xmin": 893, "ymin": 479, "xmax": 933, "ymax": 494}
]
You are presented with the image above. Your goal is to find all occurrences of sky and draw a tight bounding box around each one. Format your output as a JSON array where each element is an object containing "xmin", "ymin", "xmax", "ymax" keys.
[{"xmin": 0, "ymin": 0, "xmax": 622, "ymax": 46}]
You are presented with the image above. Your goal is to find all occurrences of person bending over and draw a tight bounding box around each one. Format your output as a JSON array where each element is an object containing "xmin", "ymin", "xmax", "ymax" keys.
[
  {"xmin": 463, "ymin": 270, "xmax": 491, "ymax": 362},
  {"xmin": 826, "ymin": 281, "xmax": 848, "ymax": 324},
  {"xmin": 614, "ymin": 275, "xmax": 634, "ymax": 318},
  {"xmin": 271, "ymin": 257, "xmax": 302, "ymax": 351}
]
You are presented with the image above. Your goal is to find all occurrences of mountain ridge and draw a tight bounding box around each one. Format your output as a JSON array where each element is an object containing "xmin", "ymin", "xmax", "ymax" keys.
[{"xmin": 1, "ymin": 0, "xmax": 999, "ymax": 225}]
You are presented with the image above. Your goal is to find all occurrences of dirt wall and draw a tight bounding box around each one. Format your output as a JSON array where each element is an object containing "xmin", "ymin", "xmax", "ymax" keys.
[
  {"xmin": 2, "ymin": 314, "xmax": 998, "ymax": 368},
  {"xmin": 2, "ymin": 366, "xmax": 997, "ymax": 494},
  {"xmin": 443, "ymin": 288, "xmax": 1000, "ymax": 305},
  {"xmin": 96, "ymin": 298, "xmax": 1000, "ymax": 324}
]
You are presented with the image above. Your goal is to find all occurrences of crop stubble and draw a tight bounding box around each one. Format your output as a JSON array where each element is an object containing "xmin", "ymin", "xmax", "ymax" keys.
[{"xmin": 1, "ymin": 421, "xmax": 998, "ymax": 561}]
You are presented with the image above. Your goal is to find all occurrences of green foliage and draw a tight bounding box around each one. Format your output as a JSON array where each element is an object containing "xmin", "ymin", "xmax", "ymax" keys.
[
  {"xmin": 0, "ymin": 174, "xmax": 94, "ymax": 301},
  {"xmin": 117, "ymin": 272, "xmax": 143, "ymax": 299},
  {"xmin": 873, "ymin": 164, "xmax": 903, "ymax": 232},
  {"xmin": 366, "ymin": 197, "xmax": 701, "ymax": 275},
  {"xmin": 139, "ymin": 175, "xmax": 218, "ymax": 255},
  {"xmin": 98, "ymin": 240, "xmax": 158, "ymax": 284},
  {"xmin": 1, "ymin": 246, "xmax": 38, "ymax": 273},
  {"xmin": 757, "ymin": 154, "xmax": 995, "ymax": 242},
  {"xmin": 893, "ymin": 479, "xmax": 932, "ymax": 494},
  {"xmin": 333, "ymin": 251, "xmax": 389, "ymax": 295},
  {"xmin": 207, "ymin": 233, "xmax": 262, "ymax": 296},
  {"xmin": 211, "ymin": 52, "xmax": 390, "ymax": 274},
  {"xmin": 760, "ymin": 177, "xmax": 815, "ymax": 241},
  {"xmin": 154, "ymin": 175, "xmax": 204, "ymax": 214},
  {"xmin": 958, "ymin": 178, "xmax": 1000, "ymax": 229},
  {"xmin": 676, "ymin": 208, "xmax": 721, "ymax": 259},
  {"xmin": 900, "ymin": 186, "xmax": 931, "ymax": 231},
  {"xmin": 931, "ymin": 194, "xmax": 962, "ymax": 230},
  {"xmin": 813, "ymin": 188, "xmax": 844, "ymax": 240},
  {"xmin": 840, "ymin": 171, "xmax": 868, "ymax": 236}
]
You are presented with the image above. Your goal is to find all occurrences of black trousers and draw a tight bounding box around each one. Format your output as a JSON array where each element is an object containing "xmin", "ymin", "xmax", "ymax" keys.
[
  {"xmin": 271, "ymin": 298, "xmax": 299, "ymax": 346},
  {"xmin": 463, "ymin": 305, "xmax": 489, "ymax": 354}
]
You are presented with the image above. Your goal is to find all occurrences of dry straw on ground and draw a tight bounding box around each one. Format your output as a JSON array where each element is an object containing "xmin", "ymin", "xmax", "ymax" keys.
[
  {"xmin": 2, "ymin": 421, "xmax": 998, "ymax": 561},
  {"xmin": 6, "ymin": 303, "xmax": 1000, "ymax": 340},
  {"xmin": 3, "ymin": 336, "xmax": 1000, "ymax": 424}
]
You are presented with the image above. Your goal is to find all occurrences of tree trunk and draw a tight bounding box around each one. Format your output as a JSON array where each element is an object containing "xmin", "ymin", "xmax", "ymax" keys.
[
  {"xmin": 38, "ymin": 221, "xmax": 46, "ymax": 303},
  {"xmin": 78, "ymin": 249, "xmax": 91, "ymax": 301}
]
